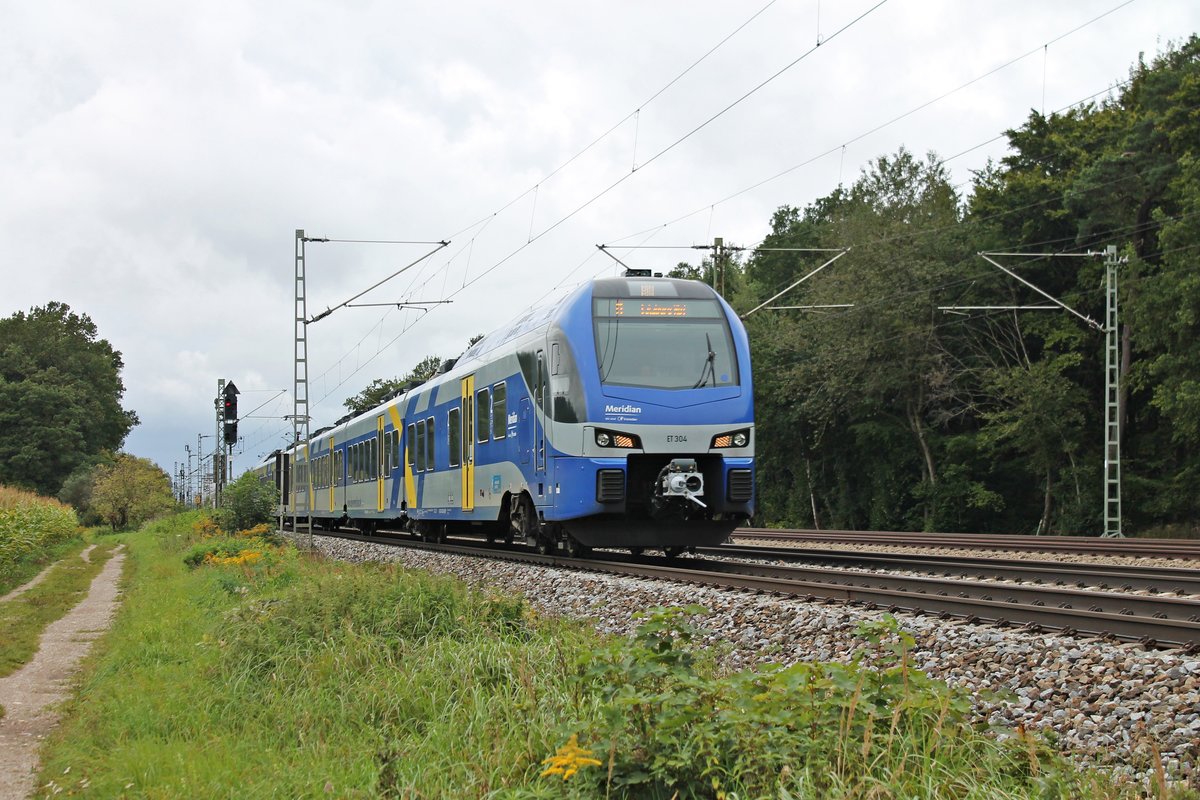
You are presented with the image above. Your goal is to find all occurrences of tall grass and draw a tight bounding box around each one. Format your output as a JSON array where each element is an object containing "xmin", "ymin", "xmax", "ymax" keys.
[{"xmin": 0, "ymin": 484, "xmax": 81, "ymax": 594}]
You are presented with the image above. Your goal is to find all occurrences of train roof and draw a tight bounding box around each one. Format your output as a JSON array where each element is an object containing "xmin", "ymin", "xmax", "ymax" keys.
[{"xmin": 282, "ymin": 276, "xmax": 723, "ymax": 453}]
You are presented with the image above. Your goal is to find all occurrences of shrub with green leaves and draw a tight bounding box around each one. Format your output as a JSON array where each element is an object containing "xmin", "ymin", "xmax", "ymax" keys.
[
  {"xmin": 217, "ymin": 472, "xmax": 277, "ymax": 532},
  {"xmin": 548, "ymin": 608, "xmax": 1137, "ymax": 799}
]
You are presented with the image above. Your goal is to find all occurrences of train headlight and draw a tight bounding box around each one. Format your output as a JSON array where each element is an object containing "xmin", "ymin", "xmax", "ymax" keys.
[
  {"xmin": 711, "ymin": 429, "xmax": 750, "ymax": 448},
  {"xmin": 595, "ymin": 429, "xmax": 641, "ymax": 449}
]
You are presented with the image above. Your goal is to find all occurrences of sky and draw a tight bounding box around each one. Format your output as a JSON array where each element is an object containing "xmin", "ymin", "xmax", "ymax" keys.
[{"xmin": 3, "ymin": 1, "xmax": 1197, "ymax": 489}]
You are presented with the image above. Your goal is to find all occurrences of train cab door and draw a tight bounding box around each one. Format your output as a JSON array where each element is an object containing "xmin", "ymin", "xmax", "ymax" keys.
[
  {"xmin": 461, "ymin": 375, "xmax": 475, "ymax": 512},
  {"xmin": 518, "ymin": 398, "xmax": 532, "ymax": 465},
  {"xmin": 535, "ymin": 349, "xmax": 547, "ymax": 476}
]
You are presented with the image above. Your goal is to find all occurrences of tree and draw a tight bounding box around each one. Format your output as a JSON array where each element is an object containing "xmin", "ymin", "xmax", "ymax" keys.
[
  {"xmin": 56, "ymin": 454, "xmax": 115, "ymax": 527},
  {"xmin": 343, "ymin": 353, "xmax": 445, "ymax": 414},
  {"xmin": 218, "ymin": 472, "xmax": 276, "ymax": 532},
  {"xmin": 343, "ymin": 376, "xmax": 408, "ymax": 415},
  {"xmin": 90, "ymin": 454, "xmax": 173, "ymax": 530},
  {"xmin": 0, "ymin": 303, "xmax": 138, "ymax": 495}
]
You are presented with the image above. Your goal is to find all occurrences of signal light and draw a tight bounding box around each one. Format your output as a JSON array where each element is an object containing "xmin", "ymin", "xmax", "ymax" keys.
[
  {"xmin": 222, "ymin": 381, "xmax": 240, "ymax": 420},
  {"xmin": 224, "ymin": 420, "xmax": 238, "ymax": 446}
]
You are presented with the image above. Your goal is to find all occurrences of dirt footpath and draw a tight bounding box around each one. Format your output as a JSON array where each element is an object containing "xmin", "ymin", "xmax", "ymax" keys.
[{"xmin": 0, "ymin": 546, "xmax": 126, "ymax": 800}]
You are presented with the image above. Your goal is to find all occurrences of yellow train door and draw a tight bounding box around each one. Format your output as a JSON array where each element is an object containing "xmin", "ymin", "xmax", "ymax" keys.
[{"xmin": 461, "ymin": 375, "xmax": 475, "ymax": 511}]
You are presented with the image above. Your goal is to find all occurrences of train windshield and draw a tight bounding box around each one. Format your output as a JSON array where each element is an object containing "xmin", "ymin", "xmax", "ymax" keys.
[{"xmin": 593, "ymin": 297, "xmax": 739, "ymax": 390}]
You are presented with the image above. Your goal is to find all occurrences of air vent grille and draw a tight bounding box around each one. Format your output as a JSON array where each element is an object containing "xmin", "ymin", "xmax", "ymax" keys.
[
  {"xmin": 596, "ymin": 469, "xmax": 625, "ymax": 503},
  {"xmin": 727, "ymin": 469, "xmax": 753, "ymax": 502}
]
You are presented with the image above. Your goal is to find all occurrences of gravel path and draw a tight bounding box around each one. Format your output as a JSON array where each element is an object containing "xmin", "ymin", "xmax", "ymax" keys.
[
  {"xmin": 301, "ymin": 535, "xmax": 1200, "ymax": 791},
  {"xmin": 0, "ymin": 546, "xmax": 125, "ymax": 800},
  {"xmin": 0, "ymin": 546, "xmax": 96, "ymax": 605}
]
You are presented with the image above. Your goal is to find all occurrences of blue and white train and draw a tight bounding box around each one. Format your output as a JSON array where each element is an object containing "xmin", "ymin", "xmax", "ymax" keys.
[{"xmin": 255, "ymin": 272, "xmax": 754, "ymax": 555}]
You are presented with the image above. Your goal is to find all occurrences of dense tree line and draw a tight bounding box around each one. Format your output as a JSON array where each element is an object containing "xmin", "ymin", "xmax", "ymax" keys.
[{"xmin": 722, "ymin": 38, "xmax": 1199, "ymax": 535}]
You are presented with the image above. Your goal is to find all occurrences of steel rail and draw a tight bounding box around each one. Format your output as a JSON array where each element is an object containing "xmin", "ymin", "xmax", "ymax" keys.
[
  {"xmin": 734, "ymin": 528, "xmax": 1200, "ymax": 557},
  {"xmin": 677, "ymin": 556, "xmax": 1200, "ymax": 623},
  {"xmin": 701, "ymin": 545, "xmax": 1200, "ymax": 595},
  {"xmin": 295, "ymin": 527, "xmax": 1200, "ymax": 651}
]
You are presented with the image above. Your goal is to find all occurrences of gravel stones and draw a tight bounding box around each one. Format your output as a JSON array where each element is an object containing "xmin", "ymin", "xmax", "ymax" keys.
[{"xmin": 293, "ymin": 533, "xmax": 1198, "ymax": 789}]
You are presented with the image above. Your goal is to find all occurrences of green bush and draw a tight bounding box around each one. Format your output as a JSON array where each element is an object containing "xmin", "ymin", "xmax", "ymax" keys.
[{"xmin": 217, "ymin": 472, "xmax": 276, "ymax": 533}]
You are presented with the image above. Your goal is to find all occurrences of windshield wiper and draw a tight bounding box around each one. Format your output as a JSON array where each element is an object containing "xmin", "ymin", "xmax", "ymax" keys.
[{"xmin": 692, "ymin": 333, "xmax": 716, "ymax": 389}]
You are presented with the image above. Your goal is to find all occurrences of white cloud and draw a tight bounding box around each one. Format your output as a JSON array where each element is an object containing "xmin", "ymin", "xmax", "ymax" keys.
[{"xmin": 2, "ymin": 0, "xmax": 1196, "ymax": 476}]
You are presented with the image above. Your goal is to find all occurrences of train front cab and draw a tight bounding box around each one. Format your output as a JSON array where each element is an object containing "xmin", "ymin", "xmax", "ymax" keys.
[{"xmin": 541, "ymin": 276, "xmax": 755, "ymax": 549}]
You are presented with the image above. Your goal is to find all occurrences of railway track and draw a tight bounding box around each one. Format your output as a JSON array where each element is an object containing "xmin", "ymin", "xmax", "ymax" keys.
[
  {"xmin": 701, "ymin": 544, "xmax": 1200, "ymax": 595},
  {"xmin": 733, "ymin": 528, "xmax": 1200, "ymax": 558},
  {"xmin": 292, "ymin": 527, "xmax": 1200, "ymax": 651}
]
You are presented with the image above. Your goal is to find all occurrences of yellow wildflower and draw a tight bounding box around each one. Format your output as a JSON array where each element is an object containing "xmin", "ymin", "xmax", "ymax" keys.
[
  {"xmin": 540, "ymin": 734, "xmax": 602, "ymax": 781},
  {"xmin": 203, "ymin": 550, "xmax": 264, "ymax": 566}
]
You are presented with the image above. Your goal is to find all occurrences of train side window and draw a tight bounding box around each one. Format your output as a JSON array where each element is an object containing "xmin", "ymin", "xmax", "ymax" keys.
[
  {"xmin": 407, "ymin": 424, "xmax": 416, "ymax": 468},
  {"xmin": 491, "ymin": 382, "xmax": 506, "ymax": 439},
  {"xmin": 425, "ymin": 416, "xmax": 435, "ymax": 471},
  {"xmin": 383, "ymin": 433, "xmax": 391, "ymax": 474},
  {"xmin": 416, "ymin": 421, "xmax": 426, "ymax": 472},
  {"xmin": 448, "ymin": 408, "xmax": 461, "ymax": 467},
  {"xmin": 368, "ymin": 438, "xmax": 376, "ymax": 480},
  {"xmin": 391, "ymin": 430, "xmax": 400, "ymax": 472},
  {"xmin": 350, "ymin": 445, "xmax": 357, "ymax": 483},
  {"xmin": 476, "ymin": 388, "xmax": 490, "ymax": 443}
]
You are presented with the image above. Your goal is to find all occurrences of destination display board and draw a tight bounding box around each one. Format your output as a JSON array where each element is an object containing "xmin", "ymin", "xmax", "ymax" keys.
[{"xmin": 593, "ymin": 298, "xmax": 722, "ymax": 319}]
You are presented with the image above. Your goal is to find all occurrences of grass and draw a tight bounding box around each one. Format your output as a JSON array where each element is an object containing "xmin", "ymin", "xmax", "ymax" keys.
[
  {"xmin": 37, "ymin": 512, "xmax": 597, "ymax": 798},
  {"xmin": 33, "ymin": 512, "xmax": 1197, "ymax": 799},
  {"xmin": 0, "ymin": 537, "xmax": 116, "ymax": 678}
]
